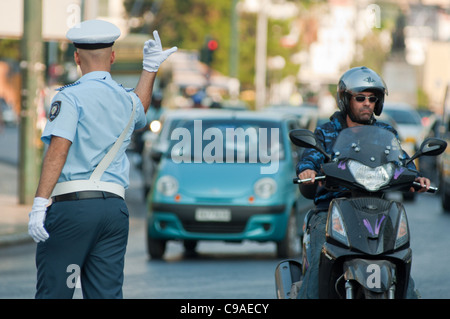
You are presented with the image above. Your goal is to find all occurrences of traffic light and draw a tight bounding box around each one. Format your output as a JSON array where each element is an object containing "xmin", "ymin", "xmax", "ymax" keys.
[
  {"xmin": 200, "ymin": 38, "xmax": 218, "ymax": 66},
  {"xmin": 207, "ymin": 39, "xmax": 218, "ymax": 51}
]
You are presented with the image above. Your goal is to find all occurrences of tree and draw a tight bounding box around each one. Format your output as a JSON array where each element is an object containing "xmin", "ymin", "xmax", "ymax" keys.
[
  {"xmin": 0, "ymin": 39, "xmax": 20, "ymax": 60},
  {"xmin": 123, "ymin": 0, "xmax": 303, "ymax": 90},
  {"xmin": 124, "ymin": 0, "xmax": 232, "ymax": 75}
]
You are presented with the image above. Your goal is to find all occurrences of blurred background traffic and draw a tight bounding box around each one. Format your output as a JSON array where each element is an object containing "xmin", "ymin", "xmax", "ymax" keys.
[{"xmin": 1, "ymin": 0, "xmax": 450, "ymax": 250}]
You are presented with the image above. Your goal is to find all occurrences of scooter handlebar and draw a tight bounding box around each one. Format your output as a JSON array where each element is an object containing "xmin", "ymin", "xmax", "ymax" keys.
[
  {"xmin": 293, "ymin": 176, "xmax": 326, "ymax": 184},
  {"xmin": 412, "ymin": 181, "xmax": 438, "ymax": 193},
  {"xmin": 292, "ymin": 178, "xmax": 438, "ymax": 193}
]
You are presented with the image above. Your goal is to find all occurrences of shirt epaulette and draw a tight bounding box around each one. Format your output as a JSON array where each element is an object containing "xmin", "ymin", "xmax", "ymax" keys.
[{"xmin": 55, "ymin": 81, "xmax": 81, "ymax": 91}]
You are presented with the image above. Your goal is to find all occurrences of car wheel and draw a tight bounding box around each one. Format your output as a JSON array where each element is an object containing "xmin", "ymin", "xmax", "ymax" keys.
[
  {"xmin": 143, "ymin": 185, "xmax": 150, "ymax": 199},
  {"xmin": 276, "ymin": 209, "xmax": 301, "ymax": 258},
  {"xmin": 183, "ymin": 240, "xmax": 198, "ymax": 252},
  {"xmin": 441, "ymin": 177, "xmax": 450, "ymax": 212},
  {"xmin": 183, "ymin": 240, "xmax": 198, "ymax": 257},
  {"xmin": 147, "ymin": 236, "xmax": 166, "ymax": 259}
]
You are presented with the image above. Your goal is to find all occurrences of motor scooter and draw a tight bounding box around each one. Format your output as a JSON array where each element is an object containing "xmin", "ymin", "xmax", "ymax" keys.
[{"xmin": 275, "ymin": 126, "xmax": 447, "ymax": 299}]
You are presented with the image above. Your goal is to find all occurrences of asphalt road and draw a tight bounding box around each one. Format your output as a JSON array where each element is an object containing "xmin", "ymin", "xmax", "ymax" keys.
[
  {"xmin": 1, "ymin": 172, "xmax": 450, "ymax": 299},
  {"xmin": 1, "ymin": 125, "xmax": 450, "ymax": 299}
]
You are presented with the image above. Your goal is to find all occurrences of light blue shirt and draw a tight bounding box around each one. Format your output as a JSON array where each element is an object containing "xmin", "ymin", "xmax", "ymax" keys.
[{"xmin": 41, "ymin": 71, "xmax": 146, "ymax": 188}]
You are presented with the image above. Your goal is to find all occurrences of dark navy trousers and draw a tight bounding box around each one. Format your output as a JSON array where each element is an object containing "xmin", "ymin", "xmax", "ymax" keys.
[{"xmin": 35, "ymin": 197, "xmax": 129, "ymax": 299}]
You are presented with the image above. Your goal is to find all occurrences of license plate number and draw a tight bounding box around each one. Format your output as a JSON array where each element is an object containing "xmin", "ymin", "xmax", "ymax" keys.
[{"xmin": 195, "ymin": 208, "xmax": 231, "ymax": 222}]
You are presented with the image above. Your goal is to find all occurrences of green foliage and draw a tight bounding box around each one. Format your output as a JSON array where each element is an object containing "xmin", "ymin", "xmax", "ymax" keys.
[
  {"xmin": 124, "ymin": 0, "xmax": 232, "ymax": 75},
  {"xmin": 417, "ymin": 88, "xmax": 430, "ymax": 110},
  {"xmin": 123, "ymin": 0, "xmax": 301, "ymax": 88},
  {"xmin": 350, "ymin": 31, "xmax": 389, "ymax": 74},
  {"xmin": 0, "ymin": 39, "xmax": 20, "ymax": 60},
  {"xmin": 122, "ymin": 0, "xmax": 399, "ymax": 92}
]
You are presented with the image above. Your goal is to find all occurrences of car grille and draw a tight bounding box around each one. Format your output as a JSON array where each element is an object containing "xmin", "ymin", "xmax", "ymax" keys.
[
  {"xmin": 181, "ymin": 221, "xmax": 247, "ymax": 234},
  {"xmin": 152, "ymin": 203, "xmax": 285, "ymax": 234}
]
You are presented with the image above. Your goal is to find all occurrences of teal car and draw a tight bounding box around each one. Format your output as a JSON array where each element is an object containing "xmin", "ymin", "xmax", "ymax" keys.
[{"xmin": 146, "ymin": 110, "xmax": 313, "ymax": 259}]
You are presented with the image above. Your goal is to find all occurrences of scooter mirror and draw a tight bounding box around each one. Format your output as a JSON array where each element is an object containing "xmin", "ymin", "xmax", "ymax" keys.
[
  {"xmin": 289, "ymin": 129, "xmax": 331, "ymax": 161},
  {"xmin": 420, "ymin": 137, "xmax": 447, "ymax": 156},
  {"xmin": 406, "ymin": 137, "xmax": 447, "ymax": 165}
]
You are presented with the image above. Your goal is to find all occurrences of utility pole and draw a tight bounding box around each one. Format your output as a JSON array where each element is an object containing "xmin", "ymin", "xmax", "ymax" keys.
[
  {"xmin": 229, "ymin": 0, "xmax": 239, "ymax": 79},
  {"xmin": 19, "ymin": 0, "xmax": 45, "ymax": 204},
  {"xmin": 255, "ymin": 0, "xmax": 268, "ymax": 110}
]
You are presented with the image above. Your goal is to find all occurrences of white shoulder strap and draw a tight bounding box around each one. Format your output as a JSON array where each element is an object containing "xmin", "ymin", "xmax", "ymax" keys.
[
  {"xmin": 51, "ymin": 92, "xmax": 137, "ymax": 199},
  {"xmin": 89, "ymin": 92, "xmax": 137, "ymax": 181}
]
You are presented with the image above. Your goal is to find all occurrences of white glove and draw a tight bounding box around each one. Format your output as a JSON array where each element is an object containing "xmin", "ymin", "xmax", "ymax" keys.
[
  {"xmin": 28, "ymin": 197, "xmax": 50, "ymax": 243},
  {"xmin": 143, "ymin": 30, "xmax": 177, "ymax": 72}
]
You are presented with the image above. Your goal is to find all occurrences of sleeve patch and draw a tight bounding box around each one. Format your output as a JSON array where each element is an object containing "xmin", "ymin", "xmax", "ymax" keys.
[{"xmin": 49, "ymin": 101, "xmax": 61, "ymax": 121}]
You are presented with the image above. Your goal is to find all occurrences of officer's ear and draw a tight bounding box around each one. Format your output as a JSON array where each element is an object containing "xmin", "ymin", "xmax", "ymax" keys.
[
  {"xmin": 110, "ymin": 51, "xmax": 116, "ymax": 65},
  {"xmin": 74, "ymin": 51, "xmax": 81, "ymax": 66}
]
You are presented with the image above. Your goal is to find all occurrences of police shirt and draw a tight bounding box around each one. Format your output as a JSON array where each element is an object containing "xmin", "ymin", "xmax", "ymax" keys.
[{"xmin": 41, "ymin": 71, "xmax": 146, "ymax": 189}]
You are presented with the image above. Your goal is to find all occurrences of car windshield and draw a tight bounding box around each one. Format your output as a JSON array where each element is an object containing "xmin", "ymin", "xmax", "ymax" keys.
[
  {"xmin": 166, "ymin": 118, "xmax": 285, "ymax": 163},
  {"xmin": 383, "ymin": 108, "xmax": 422, "ymax": 125},
  {"xmin": 332, "ymin": 126, "xmax": 403, "ymax": 167}
]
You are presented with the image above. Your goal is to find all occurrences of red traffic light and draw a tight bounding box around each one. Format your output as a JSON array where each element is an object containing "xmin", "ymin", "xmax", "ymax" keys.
[{"xmin": 207, "ymin": 39, "xmax": 218, "ymax": 51}]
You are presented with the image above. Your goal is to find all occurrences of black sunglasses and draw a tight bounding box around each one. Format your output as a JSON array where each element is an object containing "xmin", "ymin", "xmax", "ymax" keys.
[{"xmin": 353, "ymin": 95, "xmax": 378, "ymax": 103}]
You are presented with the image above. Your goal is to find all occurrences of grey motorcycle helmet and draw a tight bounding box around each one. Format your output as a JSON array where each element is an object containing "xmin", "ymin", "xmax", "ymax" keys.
[{"xmin": 337, "ymin": 66, "xmax": 388, "ymax": 116}]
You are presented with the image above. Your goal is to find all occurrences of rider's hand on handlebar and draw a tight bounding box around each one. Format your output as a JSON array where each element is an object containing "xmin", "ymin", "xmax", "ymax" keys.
[
  {"xmin": 299, "ymin": 169, "xmax": 323, "ymax": 186},
  {"xmin": 410, "ymin": 176, "xmax": 430, "ymax": 193}
]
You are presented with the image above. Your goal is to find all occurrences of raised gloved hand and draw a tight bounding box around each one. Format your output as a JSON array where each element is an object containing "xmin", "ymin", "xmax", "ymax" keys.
[
  {"xmin": 143, "ymin": 30, "xmax": 177, "ymax": 73},
  {"xmin": 28, "ymin": 197, "xmax": 50, "ymax": 243}
]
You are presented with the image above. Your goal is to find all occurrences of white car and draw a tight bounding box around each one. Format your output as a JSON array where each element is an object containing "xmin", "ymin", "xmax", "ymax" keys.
[
  {"xmin": 383, "ymin": 103, "xmax": 424, "ymax": 201},
  {"xmin": 383, "ymin": 103, "xmax": 424, "ymax": 147}
]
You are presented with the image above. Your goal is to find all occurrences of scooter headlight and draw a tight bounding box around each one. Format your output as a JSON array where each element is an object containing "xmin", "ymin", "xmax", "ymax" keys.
[
  {"xmin": 348, "ymin": 160, "xmax": 394, "ymax": 191},
  {"xmin": 394, "ymin": 208, "xmax": 409, "ymax": 250},
  {"xmin": 329, "ymin": 204, "xmax": 349, "ymax": 247}
]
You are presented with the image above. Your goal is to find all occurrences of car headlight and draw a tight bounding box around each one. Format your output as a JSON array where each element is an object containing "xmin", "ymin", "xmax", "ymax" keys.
[
  {"xmin": 156, "ymin": 175, "xmax": 179, "ymax": 196},
  {"xmin": 149, "ymin": 120, "xmax": 162, "ymax": 133},
  {"xmin": 329, "ymin": 204, "xmax": 349, "ymax": 247},
  {"xmin": 347, "ymin": 160, "xmax": 394, "ymax": 191},
  {"xmin": 254, "ymin": 177, "xmax": 277, "ymax": 199}
]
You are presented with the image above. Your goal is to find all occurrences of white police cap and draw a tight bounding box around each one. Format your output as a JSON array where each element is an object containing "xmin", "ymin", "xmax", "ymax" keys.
[{"xmin": 66, "ymin": 19, "xmax": 121, "ymax": 50}]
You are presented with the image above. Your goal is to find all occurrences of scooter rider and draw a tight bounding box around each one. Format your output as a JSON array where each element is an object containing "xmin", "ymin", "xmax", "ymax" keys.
[{"xmin": 296, "ymin": 66, "xmax": 430, "ymax": 299}]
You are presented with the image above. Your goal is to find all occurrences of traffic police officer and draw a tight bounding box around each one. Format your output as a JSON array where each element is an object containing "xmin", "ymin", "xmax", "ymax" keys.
[{"xmin": 28, "ymin": 19, "xmax": 177, "ymax": 299}]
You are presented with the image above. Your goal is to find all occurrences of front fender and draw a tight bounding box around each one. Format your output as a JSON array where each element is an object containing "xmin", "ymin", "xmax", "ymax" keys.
[
  {"xmin": 343, "ymin": 259, "xmax": 396, "ymax": 293},
  {"xmin": 275, "ymin": 259, "xmax": 302, "ymax": 299}
]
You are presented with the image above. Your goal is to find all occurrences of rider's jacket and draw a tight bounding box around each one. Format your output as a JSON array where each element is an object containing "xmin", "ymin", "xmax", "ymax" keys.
[{"xmin": 296, "ymin": 111, "xmax": 418, "ymax": 210}]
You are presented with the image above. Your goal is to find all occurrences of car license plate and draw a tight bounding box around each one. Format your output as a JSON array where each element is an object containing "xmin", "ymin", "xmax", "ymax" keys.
[{"xmin": 195, "ymin": 208, "xmax": 231, "ymax": 222}]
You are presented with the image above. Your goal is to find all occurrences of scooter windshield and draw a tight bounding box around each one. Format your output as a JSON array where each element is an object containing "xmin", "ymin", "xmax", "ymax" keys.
[{"xmin": 332, "ymin": 126, "xmax": 403, "ymax": 167}]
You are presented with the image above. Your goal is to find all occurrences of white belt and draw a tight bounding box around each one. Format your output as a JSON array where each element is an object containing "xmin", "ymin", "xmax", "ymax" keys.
[
  {"xmin": 51, "ymin": 92, "xmax": 136, "ymax": 200},
  {"xmin": 52, "ymin": 180, "xmax": 125, "ymax": 198}
]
